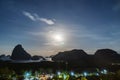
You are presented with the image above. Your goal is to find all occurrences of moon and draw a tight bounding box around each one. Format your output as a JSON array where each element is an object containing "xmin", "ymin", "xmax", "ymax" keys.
[
  {"xmin": 49, "ymin": 32, "xmax": 65, "ymax": 46},
  {"xmin": 52, "ymin": 34, "xmax": 64, "ymax": 42}
]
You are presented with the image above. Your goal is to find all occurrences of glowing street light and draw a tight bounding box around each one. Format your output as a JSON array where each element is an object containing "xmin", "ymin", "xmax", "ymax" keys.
[
  {"xmin": 83, "ymin": 72, "xmax": 88, "ymax": 77},
  {"xmin": 57, "ymin": 71, "xmax": 61, "ymax": 75},
  {"xmin": 96, "ymin": 73, "xmax": 99, "ymax": 76},
  {"xmin": 24, "ymin": 71, "xmax": 31, "ymax": 78},
  {"xmin": 70, "ymin": 71, "xmax": 74, "ymax": 76}
]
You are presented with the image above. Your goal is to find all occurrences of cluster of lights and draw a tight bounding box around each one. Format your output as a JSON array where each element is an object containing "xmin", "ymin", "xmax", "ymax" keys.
[
  {"xmin": 57, "ymin": 71, "xmax": 70, "ymax": 80},
  {"xmin": 22, "ymin": 69, "xmax": 108, "ymax": 80},
  {"xmin": 101, "ymin": 69, "xmax": 107, "ymax": 74}
]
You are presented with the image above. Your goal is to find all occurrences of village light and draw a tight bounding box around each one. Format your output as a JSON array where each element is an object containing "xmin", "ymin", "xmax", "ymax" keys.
[
  {"xmin": 83, "ymin": 72, "xmax": 88, "ymax": 77},
  {"xmin": 57, "ymin": 71, "xmax": 61, "ymax": 75},
  {"xmin": 24, "ymin": 71, "xmax": 31, "ymax": 78},
  {"xmin": 70, "ymin": 71, "xmax": 74, "ymax": 76}
]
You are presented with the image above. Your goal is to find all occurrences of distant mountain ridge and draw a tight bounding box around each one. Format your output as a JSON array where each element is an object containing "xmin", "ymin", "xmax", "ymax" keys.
[
  {"xmin": 52, "ymin": 48, "xmax": 120, "ymax": 67},
  {"xmin": 94, "ymin": 49, "xmax": 120, "ymax": 66},
  {"xmin": 52, "ymin": 49, "xmax": 87, "ymax": 61},
  {"xmin": 0, "ymin": 44, "xmax": 120, "ymax": 68}
]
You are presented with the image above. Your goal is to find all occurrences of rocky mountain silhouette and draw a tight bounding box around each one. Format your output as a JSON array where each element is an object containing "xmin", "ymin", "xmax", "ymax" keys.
[
  {"xmin": 52, "ymin": 49, "xmax": 88, "ymax": 61},
  {"xmin": 52, "ymin": 49, "xmax": 120, "ymax": 68},
  {"xmin": 94, "ymin": 49, "xmax": 120, "ymax": 66},
  {"xmin": 95, "ymin": 49, "xmax": 118, "ymax": 56},
  {"xmin": 52, "ymin": 49, "xmax": 90, "ymax": 67},
  {"xmin": 11, "ymin": 44, "xmax": 31, "ymax": 60}
]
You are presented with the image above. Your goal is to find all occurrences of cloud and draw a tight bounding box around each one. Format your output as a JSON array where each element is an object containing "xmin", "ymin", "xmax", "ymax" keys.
[
  {"xmin": 39, "ymin": 18, "xmax": 55, "ymax": 25},
  {"xmin": 23, "ymin": 11, "xmax": 36, "ymax": 21},
  {"xmin": 22, "ymin": 11, "xmax": 55, "ymax": 25}
]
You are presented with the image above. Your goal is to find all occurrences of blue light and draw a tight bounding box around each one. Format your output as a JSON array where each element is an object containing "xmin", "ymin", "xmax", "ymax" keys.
[
  {"xmin": 83, "ymin": 72, "xmax": 88, "ymax": 77},
  {"xmin": 70, "ymin": 71, "xmax": 74, "ymax": 76},
  {"xmin": 24, "ymin": 72, "xmax": 31, "ymax": 78},
  {"xmin": 26, "ymin": 73, "xmax": 30, "ymax": 77},
  {"xmin": 96, "ymin": 73, "xmax": 99, "ymax": 76},
  {"xmin": 57, "ymin": 71, "xmax": 61, "ymax": 75}
]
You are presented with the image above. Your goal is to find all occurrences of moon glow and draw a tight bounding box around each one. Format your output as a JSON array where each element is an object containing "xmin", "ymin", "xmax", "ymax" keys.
[
  {"xmin": 52, "ymin": 34, "xmax": 64, "ymax": 42},
  {"xmin": 48, "ymin": 31, "xmax": 65, "ymax": 46}
]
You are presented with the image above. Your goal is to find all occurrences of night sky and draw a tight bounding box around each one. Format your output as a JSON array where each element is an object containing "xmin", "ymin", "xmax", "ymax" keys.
[{"xmin": 0, "ymin": 0, "xmax": 120, "ymax": 56}]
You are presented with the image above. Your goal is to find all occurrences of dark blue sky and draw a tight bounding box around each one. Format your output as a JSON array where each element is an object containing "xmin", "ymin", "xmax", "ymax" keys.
[{"xmin": 0, "ymin": 0, "xmax": 120, "ymax": 56}]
